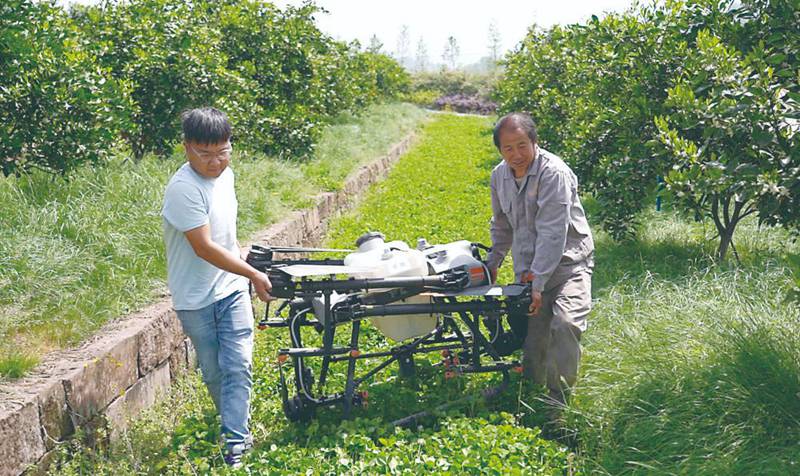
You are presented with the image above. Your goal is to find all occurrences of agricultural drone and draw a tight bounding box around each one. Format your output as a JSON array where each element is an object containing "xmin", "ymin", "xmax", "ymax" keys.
[{"xmin": 246, "ymin": 232, "xmax": 531, "ymax": 425}]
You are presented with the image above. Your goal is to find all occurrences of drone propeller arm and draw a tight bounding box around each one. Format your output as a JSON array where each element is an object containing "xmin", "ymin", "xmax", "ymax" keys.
[{"xmin": 295, "ymin": 271, "xmax": 469, "ymax": 294}]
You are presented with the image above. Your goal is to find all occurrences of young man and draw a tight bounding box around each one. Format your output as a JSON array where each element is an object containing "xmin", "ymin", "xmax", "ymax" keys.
[
  {"xmin": 484, "ymin": 112, "xmax": 594, "ymax": 410},
  {"xmin": 161, "ymin": 107, "xmax": 272, "ymax": 467}
]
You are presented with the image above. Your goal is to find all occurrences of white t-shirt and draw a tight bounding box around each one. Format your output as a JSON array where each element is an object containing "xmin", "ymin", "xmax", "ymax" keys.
[{"xmin": 161, "ymin": 163, "xmax": 247, "ymax": 310}]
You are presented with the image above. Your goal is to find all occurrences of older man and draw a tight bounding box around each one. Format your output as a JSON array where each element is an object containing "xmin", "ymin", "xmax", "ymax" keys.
[{"xmin": 485, "ymin": 112, "xmax": 594, "ymax": 407}]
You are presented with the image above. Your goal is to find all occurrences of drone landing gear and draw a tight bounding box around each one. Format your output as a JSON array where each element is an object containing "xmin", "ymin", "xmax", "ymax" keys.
[{"xmin": 284, "ymin": 394, "xmax": 316, "ymax": 422}]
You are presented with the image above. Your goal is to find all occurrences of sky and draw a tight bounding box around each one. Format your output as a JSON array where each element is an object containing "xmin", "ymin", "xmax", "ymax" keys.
[
  {"xmin": 55, "ymin": 0, "xmax": 639, "ymax": 67},
  {"xmin": 273, "ymin": 0, "xmax": 638, "ymax": 66}
]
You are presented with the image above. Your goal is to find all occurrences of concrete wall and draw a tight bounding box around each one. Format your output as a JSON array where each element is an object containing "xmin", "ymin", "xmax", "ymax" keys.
[{"xmin": 0, "ymin": 134, "xmax": 415, "ymax": 476}]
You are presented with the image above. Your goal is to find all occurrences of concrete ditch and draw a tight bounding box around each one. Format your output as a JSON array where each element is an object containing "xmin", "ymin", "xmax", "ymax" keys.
[{"xmin": 0, "ymin": 133, "xmax": 416, "ymax": 476}]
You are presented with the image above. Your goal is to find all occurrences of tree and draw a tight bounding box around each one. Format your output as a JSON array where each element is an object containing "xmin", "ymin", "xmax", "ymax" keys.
[
  {"xmin": 73, "ymin": 0, "xmax": 236, "ymax": 161},
  {"xmin": 495, "ymin": 3, "xmax": 715, "ymax": 240},
  {"xmin": 368, "ymin": 34, "xmax": 384, "ymax": 54},
  {"xmin": 442, "ymin": 36, "xmax": 460, "ymax": 70},
  {"xmin": 487, "ymin": 20, "xmax": 502, "ymax": 66},
  {"xmin": 0, "ymin": 0, "xmax": 131, "ymax": 175},
  {"xmin": 395, "ymin": 25, "xmax": 410, "ymax": 70},
  {"xmin": 415, "ymin": 37, "xmax": 429, "ymax": 72},
  {"xmin": 656, "ymin": 30, "xmax": 799, "ymax": 260}
]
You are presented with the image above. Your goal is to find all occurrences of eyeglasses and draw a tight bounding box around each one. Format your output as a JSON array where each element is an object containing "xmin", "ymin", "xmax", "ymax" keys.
[{"xmin": 187, "ymin": 143, "xmax": 233, "ymax": 162}]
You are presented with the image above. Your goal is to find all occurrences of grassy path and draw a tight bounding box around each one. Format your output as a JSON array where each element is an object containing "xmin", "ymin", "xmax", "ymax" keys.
[{"xmin": 53, "ymin": 113, "xmax": 800, "ymax": 475}]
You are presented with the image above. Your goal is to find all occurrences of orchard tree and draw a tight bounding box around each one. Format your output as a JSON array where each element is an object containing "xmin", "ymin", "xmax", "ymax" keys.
[
  {"xmin": 0, "ymin": 0, "xmax": 131, "ymax": 175},
  {"xmin": 656, "ymin": 30, "xmax": 799, "ymax": 260},
  {"xmin": 496, "ymin": 2, "xmax": 733, "ymax": 240},
  {"xmin": 727, "ymin": 0, "xmax": 800, "ymax": 232},
  {"xmin": 73, "ymin": 0, "xmax": 235, "ymax": 161}
]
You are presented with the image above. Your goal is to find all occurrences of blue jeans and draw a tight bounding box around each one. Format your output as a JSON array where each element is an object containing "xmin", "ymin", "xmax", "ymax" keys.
[{"xmin": 176, "ymin": 290, "xmax": 254, "ymax": 448}]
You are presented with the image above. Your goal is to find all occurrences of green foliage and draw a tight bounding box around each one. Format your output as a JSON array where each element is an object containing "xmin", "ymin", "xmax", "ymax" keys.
[
  {"xmin": 0, "ymin": 0, "xmax": 131, "ymax": 176},
  {"xmin": 0, "ymin": 348, "xmax": 38, "ymax": 379},
  {"xmin": 326, "ymin": 114, "xmax": 497, "ymax": 248},
  {"xmin": 71, "ymin": 0, "xmax": 410, "ymax": 161},
  {"xmin": 411, "ymin": 70, "xmax": 495, "ymax": 98},
  {"xmin": 496, "ymin": 0, "xmax": 800, "ymax": 248},
  {"xmin": 655, "ymin": 27, "xmax": 799, "ymax": 259},
  {"xmin": 2, "ymin": 0, "xmax": 409, "ymax": 172},
  {"xmin": 214, "ymin": 0, "xmax": 342, "ymax": 158},
  {"xmin": 401, "ymin": 88, "xmax": 440, "ymax": 107},
  {"xmin": 787, "ymin": 251, "xmax": 800, "ymax": 303},
  {"xmin": 71, "ymin": 0, "xmax": 253, "ymax": 160},
  {"xmin": 300, "ymin": 103, "xmax": 427, "ymax": 191},
  {"xmin": 496, "ymin": 2, "xmax": 703, "ymax": 239}
]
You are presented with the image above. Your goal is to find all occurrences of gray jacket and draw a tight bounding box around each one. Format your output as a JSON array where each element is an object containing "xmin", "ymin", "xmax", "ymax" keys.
[{"xmin": 485, "ymin": 148, "xmax": 594, "ymax": 292}]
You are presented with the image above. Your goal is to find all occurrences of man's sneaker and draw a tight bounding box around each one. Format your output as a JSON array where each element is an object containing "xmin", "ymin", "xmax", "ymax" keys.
[
  {"xmin": 223, "ymin": 450, "xmax": 243, "ymax": 469},
  {"xmin": 224, "ymin": 438, "xmax": 253, "ymax": 469}
]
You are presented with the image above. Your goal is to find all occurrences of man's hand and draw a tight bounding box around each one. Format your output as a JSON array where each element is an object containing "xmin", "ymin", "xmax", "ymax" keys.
[
  {"xmin": 520, "ymin": 272, "xmax": 541, "ymax": 317},
  {"xmin": 489, "ymin": 267, "xmax": 498, "ymax": 284},
  {"xmin": 250, "ymin": 270, "xmax": 274, "ymax": 303},
  {"xmin": 528, "ymin": 290, "xmax": 542, "ymax": 317}
]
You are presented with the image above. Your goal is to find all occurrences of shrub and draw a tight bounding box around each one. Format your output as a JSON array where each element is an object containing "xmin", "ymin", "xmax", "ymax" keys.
[
  {"xmin": 496, "ymin": 0, "xmax": 800, "ymax": 249},
  {"xmin": 0, "ymin": 0, "xmax": 131, "ymax": 176},
  {"xmin": 433, "ymin": 94, "xmax": 497, "ymax": 115},
  {"xmin": 401, "ymin": 89, "xmax": 439, "ymax": 107},
  {"xmin": 656, "ymin": 30, "xmax": 799, "ymax": 259},
  {"xmin": 411, "ymin": 70, "xmax": 495, "ymax": 98},
  {"xmin": 71, "ymin": 0, "xmax": 238, "ymax": 161}
]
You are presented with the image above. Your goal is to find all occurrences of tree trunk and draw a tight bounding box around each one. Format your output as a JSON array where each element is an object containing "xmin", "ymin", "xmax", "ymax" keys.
[
  {"xmin": 718, "ymin": 229, "xmax": 734, "ymax": 261},
  {"xmin": 711, "ymin": 194, "xmax": 748, "ymax": 262}
]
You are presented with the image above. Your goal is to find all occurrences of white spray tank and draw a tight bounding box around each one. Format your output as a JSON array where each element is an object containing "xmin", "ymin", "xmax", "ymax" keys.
[
  {"xmin": 344, "ymin": 232, "xmax": 435, "ymax": 341},
  {"xmin": 417, "ymin": 239, "xmax": 490, "ymax": 288}
]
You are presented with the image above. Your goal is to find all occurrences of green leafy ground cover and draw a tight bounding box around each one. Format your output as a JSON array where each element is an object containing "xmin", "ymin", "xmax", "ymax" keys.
[
  {"xmin": 51, "ymin": 114, "xmax": 799, "ymax": 475},
  {"xmin": 0, "ymin": 103, "xmax": 426, "ymax": 379}
]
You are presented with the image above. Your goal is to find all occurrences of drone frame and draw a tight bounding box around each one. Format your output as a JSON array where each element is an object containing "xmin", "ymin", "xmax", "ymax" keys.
[{"xmin": 246, "ymin": 244, "xmax": 530, "ymax": 425}]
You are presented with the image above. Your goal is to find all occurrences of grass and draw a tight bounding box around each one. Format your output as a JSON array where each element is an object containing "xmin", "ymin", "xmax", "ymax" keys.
[
  {"xmin": 47, "ymin": 113, "xmax": 800, "ymax": 474},
  {"xmin": 0, "ymin": 102, "xmax": 427, "ymax": 379},
  {"xmin": 568, "ymin": 206, "xmax": 800, "ymax": 474}
]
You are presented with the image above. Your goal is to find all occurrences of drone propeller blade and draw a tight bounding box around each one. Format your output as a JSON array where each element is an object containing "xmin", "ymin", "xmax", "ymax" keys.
[
  {"xmin": 269, "ymin": 246, "xmax": 353, "ymax": 253},
  {"xmin": 279, "ymin": 264, "xmax": 376, "ymax": 277},
  {"xmin": 423, "ymin": 284, "xmax": 528, "ymax": 297}
]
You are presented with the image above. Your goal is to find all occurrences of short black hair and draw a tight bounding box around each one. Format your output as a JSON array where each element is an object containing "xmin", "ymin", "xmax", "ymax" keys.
[
  {"xmin": 493, "ymin": 112, "xmax": 538, "ymax": 149},
  {"xmin": 181, "ymin": 107, "xmax": 232, "ymax": 145}
]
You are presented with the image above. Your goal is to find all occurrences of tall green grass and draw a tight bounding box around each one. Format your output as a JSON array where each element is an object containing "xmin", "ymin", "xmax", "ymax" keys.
[
  {"xmin": 47, "ymin": 113, "xmax": 799, "ymax": 474},
  {"xmin": 0, "ymin": 103, "xmax": 426, "ymax": 378},
  {"xmin": 568, "ymin": 208, "xmax": 800, "ymax": 474}
]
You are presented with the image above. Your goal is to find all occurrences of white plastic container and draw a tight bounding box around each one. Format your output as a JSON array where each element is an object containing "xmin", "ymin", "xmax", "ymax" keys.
[
  {"xmin": 344, "ymin": 234, "xmax": 436, "ymax": 341},
  {"xmin": 419, "ymin": 240, "xmax": 490, "ymax": 287}
]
